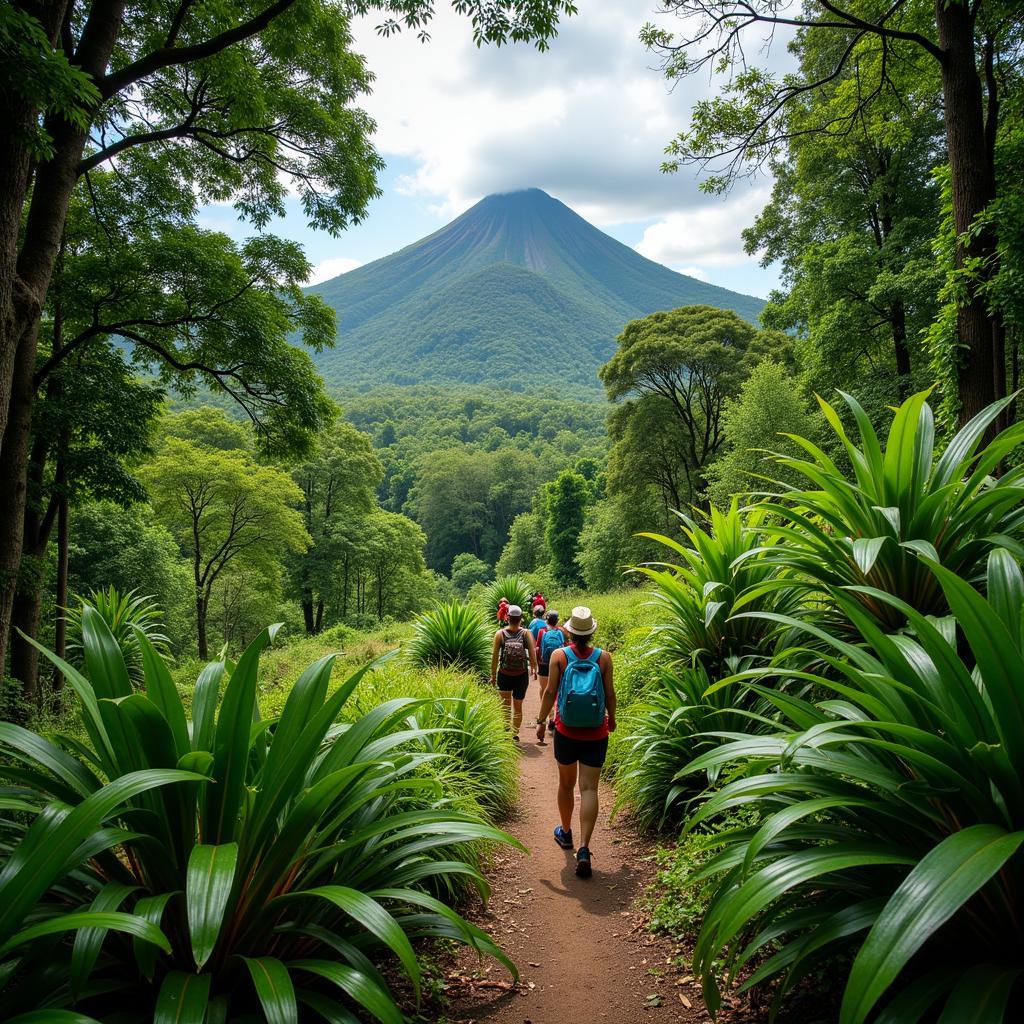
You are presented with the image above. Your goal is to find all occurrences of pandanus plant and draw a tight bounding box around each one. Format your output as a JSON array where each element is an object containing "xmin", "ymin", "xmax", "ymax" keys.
[
  {"xmin": 406, "ymin": 601, "xmax": 493, "ymax": 674},
  {"xmin": 0, "ymin": 612, "xmax": 516, "ymax": 1023},
  {"xmin": 480, "ymin": 576, "xmax": 532, "ymax": 622},
  {"xmin": 682, "ymin": 550, "xmax": 1024, "ymax": 1022},
  {"xmin": 760, "ymin": 389, "xmax": 1024, "ymax": 628}
]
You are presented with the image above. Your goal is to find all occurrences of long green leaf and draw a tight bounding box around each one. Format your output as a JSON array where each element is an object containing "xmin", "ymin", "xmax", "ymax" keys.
[
  {"xmin": 242, "ymin": 956, "xmax": 297, "ymax": 1024},
  {"xmin": 841, "ymin": 826, "xmax": 1024, "ymax": 1024},
  {"xmin": 154, "ymin": 971, "xmax": 212, "ymax": 1024},
  {"xmin": 187, "ymin": 842, "xmax": 239, "ymax": 969},
  {"xmin": 0, "ymin": 911, "xmax": 169, "ymax": 957}
]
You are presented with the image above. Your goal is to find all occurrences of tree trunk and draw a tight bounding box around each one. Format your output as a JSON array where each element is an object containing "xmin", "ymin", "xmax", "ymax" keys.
[
  {"xmin": 9, "ymin": 574, "xmax": 44, "ymax": 704},
  {"xmin": 314, "ymin": 599, "xmax": 324, "ymax": 633},
  {"xmin": 890, "ymin": 298, "xmax": 912, "ymax": 397},
  {"xmin": 53, "ymin": 483, "xmax": 69, "ymax": 693},
  {"xmin": 935, "ymin": 2, "xmax": 1000, "ymax": 422},
  {"xmin": 196, "ymin": 594, "xmax": 209, "ymax": 661},
  {"xmin": 0, "ymin": 329, "xmax": 39, "ymax": 684},
  {"xmin": 302, "ymin": 589, "xmax": 315, "ymax": 635}
]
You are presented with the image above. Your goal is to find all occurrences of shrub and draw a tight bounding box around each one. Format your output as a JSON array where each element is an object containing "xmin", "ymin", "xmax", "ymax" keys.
[
  {"xmin": 65, "ymin": 585, "xmax": 172, "ymax": 684},
  {"xmin": 0, "ymin": 612, "xmax": 516, "ymax": 1022},
  {"xmin": 634, "ymin": 500, "xmax": 803, "ymax": 679},
  {"xmin": 681, "ymin": 550, "xmax": 1024, "ymax": 1022},
  {"xmin": 480, "ymin": 575, "xmax": 532, "ymax": 622},
  {"xmin": 760, "ymin": 389, "xmax": 1024, "ymax": 629},
  {"xmin": 406, "ymin": 601, "xmax": 492, "ymax": 674}
]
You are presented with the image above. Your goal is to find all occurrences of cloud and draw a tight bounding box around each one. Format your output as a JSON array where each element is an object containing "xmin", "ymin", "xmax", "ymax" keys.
[
  {"xmin": 307, "ymin": 256, "xmax": 362, "ymax": 285},
  {"xmin": 674, "ymin": 266, "xmax": 712, "ymax": 283},
  {"xmin": 351, "ymin": 1, "xmax": 773, "ymax": 228},
  {"xmin": 634, "ymin": 187, "xmax": 771, "ymax": 268}
]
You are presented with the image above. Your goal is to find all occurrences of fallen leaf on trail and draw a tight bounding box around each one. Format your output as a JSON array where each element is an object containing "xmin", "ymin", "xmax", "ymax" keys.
[
  {"xmin": 518, "ymin": 888, "xmax": 533, "ymax": 894},
  {"xmin": 679, "ymin": 993, "xmax": 692, "ymax": 1008},
  {"xmin": 645, "ymin": 993, "xmax": 664, "ymax": 1007},
  {"xmin": 527, "ymin": 962, "xmax": 541, "ymax": 967}
]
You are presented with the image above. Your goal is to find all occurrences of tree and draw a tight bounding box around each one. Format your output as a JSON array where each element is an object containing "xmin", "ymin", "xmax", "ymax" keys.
[
  {"xmin": 544, "ymin": 469, "xmax": 590, "ymax": 585},
  {"xmin": 496, "ymin": 509, "xmax": 549, "ymax": 575},
  {"xmin": 576, "ymin": 493, "xmax": 662, "ymax": 591},
  {"xmin": 142, "ymin": 437, "xmax": 309, "ymax": 658},
  {"xmin": 704, "ymin": 361, "xmax": 820, "ymax": 507},
  {"xmin": 0, "ymin": 0, "xmax": 574, "ymax": 681},
  {"xmin": 451, "ymin": 552, "xmax": 493, "ymax": 596},
  {"xmin": 286, "ymin": 420, "xmax": 383, "ymax": 634},
  {"xmin": 599, "ymin": 305, "xmax": 783, "ymax": 500},
  {"xmin": 0, "ymin": 167, "xmax": 335, "ymax": 682},
  {"xmin": 645, "ymin": 0, "xmax": 1023, "ymax": 422},
  {"xmin": 8, "ymin": 342, "xmax": 163, "ymax": 697},
  {"xmin": 741, "ymin": 29, "xmax": 944, "ymax": 407},
  {"xmin": 67, "ymin": 501, "xmax": 194, "ymax": 647}
]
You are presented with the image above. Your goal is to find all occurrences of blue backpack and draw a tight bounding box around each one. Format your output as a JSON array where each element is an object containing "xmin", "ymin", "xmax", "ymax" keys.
[
  {"xmin": 539, "ymin": 627, "xmax": 566, "ymax": 666},
  {"xmin": 557, "ymin": 646, "xmax": 605, "ymax": 728}
]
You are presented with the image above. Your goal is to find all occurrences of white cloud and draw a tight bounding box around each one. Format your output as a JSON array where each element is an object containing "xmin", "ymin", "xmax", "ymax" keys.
[
  {"xmin": 634, "ymin": 188, "xmax": 771, "ymax": 268},
  {"xmin": 674, "ymin": 266, "xmax": 712, "ymax": 283},
  {"xmin": 352, "ymin": 2, "xmax": 780, "ymax": 229},
  {"xmin": 307, "ymin": 256, "xmax": 362, "ymax": 285}
]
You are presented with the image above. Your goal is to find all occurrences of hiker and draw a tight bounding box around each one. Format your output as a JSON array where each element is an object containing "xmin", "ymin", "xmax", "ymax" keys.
[
  {"xmin": 528, "ymin": 603, "xmax": 546, "ymax": 643},
  {"xmin": 536, "ymin": 609, "xmax": 566, "ymax": 730},
  {"xmin": 490, "ymin": 604, "xmax": 538, "ymax": 741},
  {"xmin": 535, "ymin": 606, "xmax": 615, "ymax": 879},
  {"xmin": 496, "ymin": 596, "xmax": 510, "ymax": 627}
]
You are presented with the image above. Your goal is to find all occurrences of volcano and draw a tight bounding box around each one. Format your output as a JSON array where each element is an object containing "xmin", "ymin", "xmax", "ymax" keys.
[{"xmin": 309, "ymin": 188, "xmax": 764, "ymax": 391}]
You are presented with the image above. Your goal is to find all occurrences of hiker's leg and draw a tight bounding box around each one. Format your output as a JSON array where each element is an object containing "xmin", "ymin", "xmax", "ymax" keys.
[
  {"xmin": 578, "ymin": 764, "xmax": 601, "ymax": 848},
  {"xmin": 512, "ymin": 698, "xmax": 524, "ymax": 733},
  {"xmin": 498, "ymin": 689, "xmax": 512, "ymax": 728},
  {"xmin": 557, "ymin": 761, "xmax": 577, "ymax": 832}
]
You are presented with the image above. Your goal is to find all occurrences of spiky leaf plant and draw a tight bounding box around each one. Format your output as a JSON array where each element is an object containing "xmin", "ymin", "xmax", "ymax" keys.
[
  {"xmin": 634, "ymin": 500, "xmax": 803, "ymax": 679},
  {"xmin": 682, "ymin": 550, "xmax": 1024, "ymax": 1022},
  {"xmin": 760, "ymin": 389, "xmax": 1024, "ymax": 628},
  {"xmin": 480, "ymin": 576, "xmax": 533, "ymax": 623},
  {"xmin": 0, "ymin": 612, "xmax": 517, "ymax": 1022},
  {"xmin": 406, "ymin": 601, "xmax": 492, "ymax": 673},
  {"xmin": 66, "ymin": 586, "xmax": 172, "ymax": 684}
]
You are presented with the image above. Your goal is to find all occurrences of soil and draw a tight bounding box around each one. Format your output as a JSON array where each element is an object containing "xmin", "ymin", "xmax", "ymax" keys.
[{"xmin": 442, "ymin": 682, "xmax": 738, "ymax": 1024}]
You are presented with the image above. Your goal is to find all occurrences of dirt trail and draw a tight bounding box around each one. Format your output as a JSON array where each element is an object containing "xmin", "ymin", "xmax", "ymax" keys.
[{"xmin": 447, "ymin": 682, "xmax": 712, "ymax": 1024}]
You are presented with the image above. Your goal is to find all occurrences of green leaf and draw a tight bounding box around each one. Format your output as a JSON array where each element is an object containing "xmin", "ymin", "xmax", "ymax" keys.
[
  {"xmin": 292, "ymin": 960, "xmax": 401, "ymax": 1024},
  {"xmin": 155, "ymin": 971, "xmax": 212, "ymax": 1024},
  {"xmin": 0, "ymin": 911, "xmax": 170, "ymax": 957},
  {"xmin": 187, "ymin": 842, "xmax": 239, "ymax": 969},
  {"xmin": 841, "ymin": 826, "xmax": 1024, "ymax": 1024},
  {"xmin": 71, "ymin": 881, "xmax": 137, "ymax": 997},
  {"xmin": 242, "ymin": 957, "xmax": 297, "ymax": 1024},
  {"xmin": 301, "ymin": 886, "xmax": 420, "ymax": 1000}
]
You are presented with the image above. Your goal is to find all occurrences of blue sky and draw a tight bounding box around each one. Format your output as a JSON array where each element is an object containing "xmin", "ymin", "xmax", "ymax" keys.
[{"xmin": 199, "ymin": 1, "xmax": 790, "ymax": 300}]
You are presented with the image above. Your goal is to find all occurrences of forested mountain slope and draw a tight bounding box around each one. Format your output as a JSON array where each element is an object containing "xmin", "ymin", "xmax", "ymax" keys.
[{"xmin": 310, "ymin": 189, "xmax": 765, "ymax": 390}]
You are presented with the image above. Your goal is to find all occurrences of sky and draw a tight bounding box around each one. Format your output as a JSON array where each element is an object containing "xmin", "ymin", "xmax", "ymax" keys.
[{"xmin": 199, "ymin": 1, "xmax": 793, "ymax": 299}]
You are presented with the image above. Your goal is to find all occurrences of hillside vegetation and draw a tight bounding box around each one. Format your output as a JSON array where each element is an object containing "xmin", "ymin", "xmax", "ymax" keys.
[{"xmin": 309, "ymin": 189, "xmax": 765, "ymax": 390}]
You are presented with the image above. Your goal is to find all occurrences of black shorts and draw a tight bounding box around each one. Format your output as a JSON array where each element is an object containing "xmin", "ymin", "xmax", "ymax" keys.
[
  {"xmin": 538, "ymin": 663, "xmax": 549, "ymax": 678},
  {"xmin": 497, "ymin": 671, "xmax": 529, "ymax": 701},
  {"xmin": 553, "ymin": 730, "xmax": 609, "ymax": 768}
]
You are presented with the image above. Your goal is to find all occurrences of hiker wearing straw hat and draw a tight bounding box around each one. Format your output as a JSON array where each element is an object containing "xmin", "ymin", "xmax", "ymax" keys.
[{"xmin": 535, "ymin": 605, "xmax": 616, "ymax": 878}]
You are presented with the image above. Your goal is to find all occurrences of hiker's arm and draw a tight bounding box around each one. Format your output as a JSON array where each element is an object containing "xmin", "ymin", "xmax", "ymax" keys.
[
  {"xmin": 490, "ymin": 632, "xmax": 501, "ymax": 683},
  {"xmin": 527, "ymin": 631, "xmax": 538, "ymax": 677},
  {"xmin": 602, "ymin": 652, "xmax": 616, "ymax": 732},
  {"xmin": 536, "ymin": 652, "xmax": 563, "ymax": 738}
]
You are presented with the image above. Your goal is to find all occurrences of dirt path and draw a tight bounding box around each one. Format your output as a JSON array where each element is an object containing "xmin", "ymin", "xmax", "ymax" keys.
[{"xmin": 445, "ymin": 682, "xmax": 714, "ymax": 1024}]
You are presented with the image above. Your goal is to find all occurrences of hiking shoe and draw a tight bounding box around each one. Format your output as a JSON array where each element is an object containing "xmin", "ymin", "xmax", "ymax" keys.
[
  {"xmin": 553, "ymin": 826, "xmax": 574, "ymax": 850},
  {"xmin": 575, "ymin": 846, "xmax": 592, "ymax": 878}
]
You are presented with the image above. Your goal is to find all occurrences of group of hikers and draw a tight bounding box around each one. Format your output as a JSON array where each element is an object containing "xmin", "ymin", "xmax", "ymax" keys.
[{"xmin": 489, "ymin": 594, "xmax": 616, "ymax": 880}]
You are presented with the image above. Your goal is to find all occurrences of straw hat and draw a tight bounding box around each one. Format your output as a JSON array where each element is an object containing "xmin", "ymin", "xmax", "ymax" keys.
[{"xmin": 566, "ymin": 606, "xmax": 597, "ymax": 636}]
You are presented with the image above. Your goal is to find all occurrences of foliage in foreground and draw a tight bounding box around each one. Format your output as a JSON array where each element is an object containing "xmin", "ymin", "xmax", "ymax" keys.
[
  {"xmin": 622, "ymin": 392, "xmax": 1024, "ymax": 1021},
  {"xmin": 407, "ymin": 601, "xmax": 493, "ymax": 674},
  {"xmin": 685, "ymin": 551, "xmax": 1024, "ymax": 1022},
  {"xmin": 0, "ymin": 613, "xmax": 515, "ymax": 1023},
  {"xmin": 760, "ymin": 389, "xmax": 1024, "ymax": 629},
  {"xmin": 614, "ymin": 503, "xmax": 803, "ymax": 826}
]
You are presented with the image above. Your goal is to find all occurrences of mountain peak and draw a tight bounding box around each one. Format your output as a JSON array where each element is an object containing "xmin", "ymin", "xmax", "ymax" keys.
[{"xmin": 308, "ymin": 191, "xmax": 764, "ymax": 391}]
